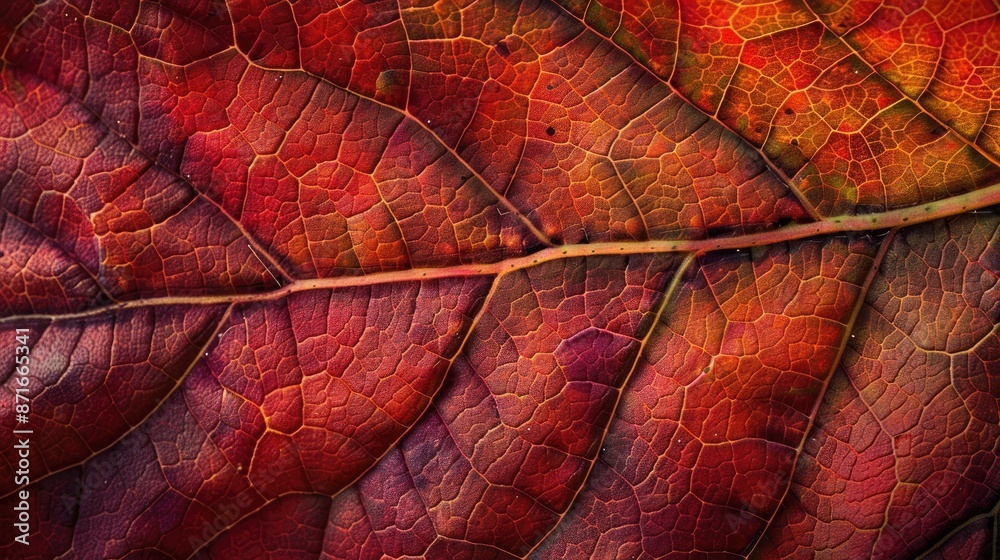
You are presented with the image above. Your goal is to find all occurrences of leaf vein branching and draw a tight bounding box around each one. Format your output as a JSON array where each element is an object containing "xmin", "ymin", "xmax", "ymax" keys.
[
  {"xmin": 1, "ymin": 305, "xmax": 235, "ymax": 501},
  {"xmin": 6, "ymin": 180, "xmax": 1000, "ymax": 325},
  {"xmin": 524, "ymin": 252, "xmax": 696, "ymax": 558},
  {"xmin": 744, "ymin": 229, "xmax": 899, "ymax": 558},
  {"xmin": 550, "ymin": 1, "xmax": 823, "ymax": 222}
]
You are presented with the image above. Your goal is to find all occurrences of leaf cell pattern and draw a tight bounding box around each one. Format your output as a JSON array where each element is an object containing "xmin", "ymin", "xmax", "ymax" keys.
[{"xmin": 1, "ymin": 0, "xmax": 1000, "ymax": 559}]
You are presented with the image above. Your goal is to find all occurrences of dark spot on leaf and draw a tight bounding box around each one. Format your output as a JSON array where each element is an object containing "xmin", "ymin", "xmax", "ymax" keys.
[
  {"xmin": 783, "ymin": 107, "xmax": 793, "ymax": 115},
  {"xmin": 546, "ymin": 83, "xmax": 554, "ymax": 90},
  {"xmin": 790, "ymin": 139, "xmax": 799, "ymax": 146},
  {"xmin": 495, "ymin": 41, "xmax": 510, "ymax": 57},
  {"xmin": 92, "ymin": 291, "xmax": 113, "ymax": 307},
  {"xmin": 546, "ymin": 126, "xmax": 555, "ymax": 136}
]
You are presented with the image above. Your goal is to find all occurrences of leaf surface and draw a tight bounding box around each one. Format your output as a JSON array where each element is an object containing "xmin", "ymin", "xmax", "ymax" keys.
[{"xmin": 2, "ymin": 0, "xmax": 1000, "ymax": 558}]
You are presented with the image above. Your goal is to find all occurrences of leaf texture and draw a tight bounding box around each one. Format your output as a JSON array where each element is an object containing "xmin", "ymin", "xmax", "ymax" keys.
[{"xmin": 2, "ymin": 0, "xmax": 1000, "ymax": 558}]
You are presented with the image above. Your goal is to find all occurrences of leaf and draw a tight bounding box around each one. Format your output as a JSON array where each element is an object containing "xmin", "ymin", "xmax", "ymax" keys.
[{"xmin": 1, "ymin": 0, "xmax": 999, "ymax": 558}]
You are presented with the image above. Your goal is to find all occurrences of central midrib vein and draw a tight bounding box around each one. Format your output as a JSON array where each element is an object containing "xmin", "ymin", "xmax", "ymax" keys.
[{"xmin": 4, "ymin": 179, "xmax": 1000, "ymax": 325}]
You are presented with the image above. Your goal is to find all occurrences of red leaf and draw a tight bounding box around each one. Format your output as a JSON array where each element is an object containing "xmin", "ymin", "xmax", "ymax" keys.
[{"xmin": 2, "ymin": 0, "xmax": 1000, "ymax": 558}]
